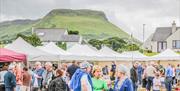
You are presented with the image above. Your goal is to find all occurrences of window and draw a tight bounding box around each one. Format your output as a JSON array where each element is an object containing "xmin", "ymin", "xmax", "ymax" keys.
[
  {"xmin": 158, "ymin": 41, "xmax": 167, "ymax": 52},
  {"xmin": 172, "ymin": 40, "xmax": 180, "ymax": 49}
]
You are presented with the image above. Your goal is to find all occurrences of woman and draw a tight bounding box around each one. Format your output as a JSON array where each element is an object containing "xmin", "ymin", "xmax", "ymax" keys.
[
  {"xmin": 48, "ymin": 69, "xmax": 67, "ymax": 91},
  {"xmin": 92, "ymin": 65, "xmax": 108, "ymax": 91},
  {"xmin": 114, "ymin": 64, "xmax": 133, "ymax": 91}
]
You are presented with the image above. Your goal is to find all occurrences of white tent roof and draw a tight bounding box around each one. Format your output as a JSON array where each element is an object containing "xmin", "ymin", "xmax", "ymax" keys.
[
  {"xmin": 99, "ymin": 46, "xmax": 129, "ymax": 60},
  {"xmin": 37, "ymin": 42, "xmax": 80, "ymax": 60},
  {"xmin": 5, "ymin": 37, "xmax": 59, "ymax": 61},
  {"xmin": 37, "ymin": 42, "xmax": 70, "ymax": 55},
  {"xmin": 151, "ymin": 49, "xmax": 180, "ymax": 60},
  {"xmin": 67, "ymin": 44, "xmax": 107, "ymax": 60},
  {"xmin": 121, "ymin": 51, "xmax": 149, "ymax": 61}
]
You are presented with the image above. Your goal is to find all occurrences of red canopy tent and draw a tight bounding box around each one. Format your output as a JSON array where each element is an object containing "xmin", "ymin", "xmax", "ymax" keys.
[{"xmin": 0, "ymin": 48, "xmax": 26, "ymax": 62}]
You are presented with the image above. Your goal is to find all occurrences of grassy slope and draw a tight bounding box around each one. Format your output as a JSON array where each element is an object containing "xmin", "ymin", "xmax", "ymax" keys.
[
  {"xmin": 0, "ymin": 9, "xmax": 130, "ymax": 41},
  {"xmin": 36, "ymin": 15, "xmax": 129, "ymax": 39}
]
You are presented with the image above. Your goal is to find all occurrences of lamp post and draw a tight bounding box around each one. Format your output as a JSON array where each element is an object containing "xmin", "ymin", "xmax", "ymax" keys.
[{"xmin": 142, "ymin": 24, "xmax": 146, "ymax": 54}]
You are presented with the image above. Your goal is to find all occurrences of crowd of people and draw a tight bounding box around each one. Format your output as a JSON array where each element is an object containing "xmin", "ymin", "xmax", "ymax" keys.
[{"xmin": 0, "ymin": 61, "xmax": 180, "ymax": 91}]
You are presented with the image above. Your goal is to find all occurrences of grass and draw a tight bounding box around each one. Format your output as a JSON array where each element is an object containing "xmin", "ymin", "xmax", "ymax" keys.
[{"xmin": 144, "ymin": 52, "xmax": 158, "ymax": 56}]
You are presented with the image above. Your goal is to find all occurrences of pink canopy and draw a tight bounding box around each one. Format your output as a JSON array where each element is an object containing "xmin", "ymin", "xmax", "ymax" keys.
[{"xmin": 0, "ymin": 48, "xmax": 26, "ymax": 62}]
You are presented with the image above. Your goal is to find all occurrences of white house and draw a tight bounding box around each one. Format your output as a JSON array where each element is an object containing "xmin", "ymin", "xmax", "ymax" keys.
[
  {"xmin": 33, "ymin": 28, "xmax": 82, "ymax": 48},
  {"xmin": 143, "ymin": 21, "xmax": 180, "ymax": 52}
]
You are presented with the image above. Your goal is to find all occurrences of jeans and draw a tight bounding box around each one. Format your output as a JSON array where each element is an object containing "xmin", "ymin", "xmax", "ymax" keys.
[
  {"xmin": 138, "ymin": 75, "xmax": 142, "ymax": 85},
  {"xmin": 146, "ymin": 76, "xmax": 154, "ymax": 91},
  {"xmin": 132, "ymin": 82, "xmax": 138, "ymax": 91},
  {"xmin": 165, "ymin": 77, "xmax": 172, "ymax": 91},
  {"xmin": 16, "ymin": 84, "xmax": 21, "ymax": 91},
  {"xmin": 5, "ymin": 87, "xmax": 14, "ymax": 91}
]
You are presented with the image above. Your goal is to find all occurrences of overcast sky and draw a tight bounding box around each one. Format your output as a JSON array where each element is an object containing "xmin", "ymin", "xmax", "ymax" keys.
[{"xmin": 0, "ymin": 0, "xmax": 180, "ymax": 41}]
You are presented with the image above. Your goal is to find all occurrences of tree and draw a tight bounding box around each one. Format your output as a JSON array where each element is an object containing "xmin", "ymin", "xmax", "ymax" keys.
[
  {"xmin": 68, "ymin": 30, "xmax": 79, "ymax": 35},
  {"xmin": 57, "ymin": 42, "xmax": 66, "ymax": 50},
  {"xmin": 16, "ymin": 33, "xmax": 42, "ymax": 47},
  {"xmin": 88, "ymin": 39, "xmax": 102, "ymax": 50},
  {"xmin": 126, "ymin": 43, "xmax": 139, "ymax": 51}
]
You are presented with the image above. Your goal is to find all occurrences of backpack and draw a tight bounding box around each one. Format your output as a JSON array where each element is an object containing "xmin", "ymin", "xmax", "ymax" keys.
[{"xmin": 48, "ymin": 77, "xmax": 67, "ymax": 91}]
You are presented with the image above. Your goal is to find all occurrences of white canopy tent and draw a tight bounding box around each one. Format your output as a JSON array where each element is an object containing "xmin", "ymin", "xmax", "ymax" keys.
[
  {"xmin": 5, "ymin": 37, "xmax": 59, "ymax": 61},
  {"xmin": 99, "ymin": 46, "xmax": 129, "ymax": 60},
  {"xmin": 150, "ymin": 49, "xmax": 180, "ymax": 60},
  {"xmin": 67, "ymin": 44, "xmax": 108, "ymax": 61},
  {"xmin": 37, "ymin": 42, "xmax": 80, "ymax": 60},
  {"xmin": 121, "ymin": 51, "xmax": 149, "ymax": 61}
]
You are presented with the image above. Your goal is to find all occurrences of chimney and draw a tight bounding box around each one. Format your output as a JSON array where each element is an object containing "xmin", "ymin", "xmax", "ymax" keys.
[{"xmin": 172, "ymin": 21, "xmax": 176, "ymax": 33}]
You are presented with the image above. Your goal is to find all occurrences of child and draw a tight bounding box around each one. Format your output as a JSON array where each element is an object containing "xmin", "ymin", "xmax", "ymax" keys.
[{"xmin": 153, "ymin": 73, "xmax": 161, "ymax": 91}]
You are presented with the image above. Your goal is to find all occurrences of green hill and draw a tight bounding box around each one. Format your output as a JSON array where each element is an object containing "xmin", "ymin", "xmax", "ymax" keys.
[{"xmin": 0, "ymin": 9, "xmax": 131, "ymax": 41}]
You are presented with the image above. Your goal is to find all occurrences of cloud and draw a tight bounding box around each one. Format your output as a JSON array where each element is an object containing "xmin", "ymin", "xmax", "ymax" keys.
[{"xmin": 0, "ymin": 0, "xmax": 179, "ymax": 41}]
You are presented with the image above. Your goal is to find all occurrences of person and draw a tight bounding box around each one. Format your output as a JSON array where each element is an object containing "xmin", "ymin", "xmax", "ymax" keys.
[
  {"xmin": 21, "ymin": 67, "xmax": 31, "ymax": 91},
  {"xmin": 48, "ymin": 69, "xmax": 67, "ymax": 91},
  {"xmin": 176, "ymin": 64, "xmax": 180, "ymax": 86},
  {"xmin": 42, "ymin": 62, "xmax": 54, "ymax": 91},
  {"xmin": 14, "ymin": 63, "xmax": 23, "ymax": 91},
  {"xmin": 114, "ymin": 64, "xmax": 133, "ymax": 91},
  {"xmin": 153, "ymin": 73, "xmax": 161, "ymax": 91},
  {"xmin": 70, "ymin": 61, "xmax": 93, "ymax": 91},
  {"xmin": 92, "ymin": 65, "xmax": 108, "ymax": 91},
  {"xmin": 4, "ymin": 64, "xmax": 16, "ymax": 91},
  {"xmin": 67, "ymin": 61, "xmax": 79, "ymax": 79},
  {"xmin": 142, "ymin": 64, "xmax": 147, "ymax": 88},
  {"xmin": 32, "ymin": 62, "xmax": 44, "ymax": 91},
  {"xmin": 0, "ymin": 65, "xmax": 8, "ymax": 91},
  {"xmin": 102, "ymin": 65, "xmax": 109, "ymax": 75},
  {"xmin": 110, "ymin": 61, "xmax": 116, "ymax": 80},
  {"xmin": 137, "ymin": 63, "xmax": 143, "ymax": 85},
  {"xmin": 130, "ymin": 62, "xmax": 138, "ymax": 91},
  {"xmin": 165, "ymin": 64, "xmax": 173, "ymax": 91},
  {"xmin": 146, "ymin": 62, "xmax": 156, "ymax": 91}
]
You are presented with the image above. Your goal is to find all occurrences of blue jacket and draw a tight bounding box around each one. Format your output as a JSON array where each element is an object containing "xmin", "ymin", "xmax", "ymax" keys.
[
  {"xmin": 4, "ymin": 71, "xmax": 16, "ymax": 88},
  {"xmin": 70, "ymin": 69, "xmax": 93, "ymax": 91},
  {"xmin": 32, "ymin": 68, "xmax": 44, "ymax": 87},
  {"xmin": 114, "ymin": 78, "xmax": 133, "ymax": 91}
]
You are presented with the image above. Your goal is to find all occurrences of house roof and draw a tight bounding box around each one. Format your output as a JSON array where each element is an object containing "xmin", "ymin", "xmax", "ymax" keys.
[
  {"xmin": 152, "ymin": 27, "xmax": 180, "ymax": 41},
  {"xmin": 152, "ymin": 27, "xmax": 172, "ymax": 41},
  {"xmin": 60, "ymin": 35, "xmax": 80, "ymax": 42},
  {"xmin": 34, "ymin": 28, "xmax": 81, "ymax": 42}
]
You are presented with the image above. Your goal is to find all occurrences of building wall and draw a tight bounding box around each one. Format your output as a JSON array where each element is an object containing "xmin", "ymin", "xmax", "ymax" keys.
[
  {"xmin": 151, "ymin": 41, "xmax": 158, "ymax": 52},
  {"xmin": 166, "ymin": 29, "xmax": 180, "ymax": 52}
]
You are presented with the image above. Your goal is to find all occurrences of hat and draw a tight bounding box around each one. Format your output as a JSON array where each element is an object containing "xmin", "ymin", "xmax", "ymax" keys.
[
  {"xmin": 8, "ymin": 64, "xmax": 15, "ymax": 70},
  {"xmin": 117, "ymin": 64, "xmax": 128, "ymax": 74},
  {"xmin": 80, "ymin": 61, "xmax": 91, "ymax": 69}
]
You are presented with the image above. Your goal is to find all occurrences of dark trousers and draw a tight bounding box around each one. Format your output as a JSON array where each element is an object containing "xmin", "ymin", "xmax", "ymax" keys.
[
  {"xmin": 146, "ymin": 76, "xmax": 154, "ymax": 91},
  {"xmin": 165, "ymin": 77, "xmax": 172, "ymax": 91},
  {"xmin": 142, "ymin": 78, "xmax": 147, "ymax": 88}
]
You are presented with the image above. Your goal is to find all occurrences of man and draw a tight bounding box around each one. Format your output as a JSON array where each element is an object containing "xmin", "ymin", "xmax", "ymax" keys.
[
  {"xmin": 145, "ymin": 62, "xmax": 156, "ymax": 91},
  {"xmin": 70, "ymin": 61, "xmax": 93, "ymax": 91},
  {"xmin": 22, "ymin": 67, "xmax": 31, "ymax": 91},
  {"xmin": 42, "ymin": 62, "xmax": 54, "ymax": 91},
  {"xmin": 102, "ymin": 65, "xmax": 109, "ymax": 75},
  {"xmin": 114, "ymin": 64, "xmax": 133, "ymax": 91},
  {"xmin": 110, "ymin": 61, "xmax": 116, "ymax": 80},
  {"xmin": 137, "ymin": 63, "xmax": 143, "ymax": 85},
  {"xmin": 165, "ymin": 64, "xmax": 173, "ymax": 91},
  {"xmin": 0, "ymin": 66, "xmax": 8, "ymax": 91},
  {"xmin": 32, "ymin": 62, "xmax": 44, "ymax": 91},
  {"xmin": 67, "ymin": 60, "xmax": 79, "ymax": 79},
  {"xmin": 130, "ymin": 62, "xmax": 138, "ymax": 91},
  {"xmin": 4, "ymin": 64, "xmax": 16, "ymax": 91}
]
